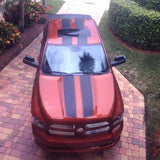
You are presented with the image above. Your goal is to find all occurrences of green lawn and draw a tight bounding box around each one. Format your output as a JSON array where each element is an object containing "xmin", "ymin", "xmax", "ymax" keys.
[
  {"xmin": 40, "ymin": 0, "xmax": 65, "ymax": 14},
  {"xmin": 98, "ymin": 11, "xmax": 160, "ymax": 160}
]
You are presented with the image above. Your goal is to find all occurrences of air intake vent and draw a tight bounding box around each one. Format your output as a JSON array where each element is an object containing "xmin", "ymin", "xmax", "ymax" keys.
[{"xmin": 58, "ymin": 29, "xmax": 80, "ymax": 37}]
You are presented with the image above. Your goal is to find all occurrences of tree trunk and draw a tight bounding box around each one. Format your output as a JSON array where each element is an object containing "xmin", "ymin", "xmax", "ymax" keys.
[
  {"xmin": 18, "ymin": 0, "xmax": 24, "ymax": 32},
  {"xmin": 42, "ymin": 0, "xmax": 47, "ymax": 8}
]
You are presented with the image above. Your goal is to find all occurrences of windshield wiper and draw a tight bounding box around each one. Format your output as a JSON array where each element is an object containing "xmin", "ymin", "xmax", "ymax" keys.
[
  {"xmin": 70, "ymin": 72, "xmax": 82, "ymax": 75},
  {"xmin": 44, "ymin": 70, "xmax": 69, "ymax": 75},
  {"xmin": 51, "ymin": 71, "xmax": 69, "ymax": 75},
  {"xmin": 70, "ymin": 71, "xmax": 96, "ymax": 75},
  {"xmin": 70, "ymin": 71, "xmax": 106, "ymax": 75}
]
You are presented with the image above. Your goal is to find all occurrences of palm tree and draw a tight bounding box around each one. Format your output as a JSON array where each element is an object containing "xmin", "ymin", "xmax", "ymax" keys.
[
  {"xmin": 79, "ymin": 52, "xmax": 95, "ymax": 73},
  {"xmin": 42, "ymin": 0, "xmax": 47, "ymax": 8},
  {"xmin": 18, "ymin": 0, "xmax": 24, "ymax": 32},
  {"xmin": 0, "ymin": 0, "xmax": 5, "ymax": 14}
]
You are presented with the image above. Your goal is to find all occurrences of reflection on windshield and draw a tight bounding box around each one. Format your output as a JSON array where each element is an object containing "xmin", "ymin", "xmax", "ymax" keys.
[
  {"xmin": 79, "ymin": 51, "xmax": 95, "ymax": 73},
  {"xmin": 42, "ymin": 44, "xmax": 108, "ymax": 75}
]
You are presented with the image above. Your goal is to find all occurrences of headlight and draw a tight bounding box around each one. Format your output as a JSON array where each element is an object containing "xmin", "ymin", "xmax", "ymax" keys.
[
  {"xmin": 112, "ymin": 113, "xmax": 123, "ymax": 128},
  {"xmin": 32, "ymin": 116, "xmax": 45, "ymax": 130}
]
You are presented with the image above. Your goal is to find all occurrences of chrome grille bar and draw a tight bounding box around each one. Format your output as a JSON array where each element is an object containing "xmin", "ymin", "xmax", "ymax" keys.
[{"xmin": 48, "ymin": 121, "xmax": 110, "ymax": 136}]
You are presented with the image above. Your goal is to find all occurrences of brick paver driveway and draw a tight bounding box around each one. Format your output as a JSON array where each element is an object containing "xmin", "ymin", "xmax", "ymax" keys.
[{"xmin": 0, "ymin": 1, "xmax": 146, "ymax": 160}]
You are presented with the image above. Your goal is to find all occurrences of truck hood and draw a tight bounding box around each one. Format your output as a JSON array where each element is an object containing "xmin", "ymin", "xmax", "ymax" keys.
[{"xmin": 39, "ymin": 73, "xmax": 116, "ymax": 120}]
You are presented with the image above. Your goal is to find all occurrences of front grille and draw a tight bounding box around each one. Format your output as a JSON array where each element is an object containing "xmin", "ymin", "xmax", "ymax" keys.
[{"xmin": 48, "ymin": 121, "xmax": 110, "ymax": 137}]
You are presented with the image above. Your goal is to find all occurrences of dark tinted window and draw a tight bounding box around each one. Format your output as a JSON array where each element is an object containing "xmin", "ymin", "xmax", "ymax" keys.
[{"xmin": 42, "ymin": 44, "xmax": 108, "ymax": 75}]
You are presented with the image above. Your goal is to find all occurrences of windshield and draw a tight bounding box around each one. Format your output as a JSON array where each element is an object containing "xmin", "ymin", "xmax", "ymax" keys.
[{"xmin": 42, "ymin": 44, "xmax": 108, "ymax": 75}]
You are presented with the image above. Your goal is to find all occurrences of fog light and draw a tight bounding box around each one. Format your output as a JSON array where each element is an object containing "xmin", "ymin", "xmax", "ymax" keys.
[
  {"xmin": 32, "ymin": 116, "xmax": 45, "ymax": 129},
  {"xmin": 112, "ymin": 113, "xmax": 123, "ymax": 128}
]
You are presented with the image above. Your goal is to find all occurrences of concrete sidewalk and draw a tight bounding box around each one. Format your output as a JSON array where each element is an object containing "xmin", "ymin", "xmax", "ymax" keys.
[
  {"xmin": 0, "ymin": 1, "xmax": 146, "ymax": 160},
  {"xmin": 58, "ymin": 0, "xmax": 110, "ymax": 25}
]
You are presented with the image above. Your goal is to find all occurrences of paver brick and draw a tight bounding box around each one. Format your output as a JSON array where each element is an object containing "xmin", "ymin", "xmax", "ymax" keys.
[
  {"xmin": 0, "ymin": 34, "xmax": 146, "ymax": 160},
  {"xmin": 0, "ymin": 133, "xmax": 8, "ymax": 140}
]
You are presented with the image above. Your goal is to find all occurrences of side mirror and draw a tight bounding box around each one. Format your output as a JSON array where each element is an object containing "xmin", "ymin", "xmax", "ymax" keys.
[
  {"xmin": 110, "ymin": 55, "xmax": 126, "ymax": 67},
  {"xmin": 23, "ymin": 55, "xmax": 39, "ymax": 68}
]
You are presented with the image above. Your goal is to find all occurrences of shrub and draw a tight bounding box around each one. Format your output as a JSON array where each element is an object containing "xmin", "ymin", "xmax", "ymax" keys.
[
  {"xmin": 3, "ymin": 1, "xmax": 45, "ymax": 27},
  {"xmin": 0, "ymin": 21, "xmax": 21, "ymax": 53},
  {"xmin": 133, "ymin": 0, "xmax": 160, "ymax": 12},
  {"xmin": 109, "ymin": 0, "xmax": 160, "ymax": 50},
  {"xmin": 3, "ymin": 4, "xmax": 19, "ymax": 26},
  {"xmin": 24, "ymin": 2, "xmax": 45, "ymax": 27}
]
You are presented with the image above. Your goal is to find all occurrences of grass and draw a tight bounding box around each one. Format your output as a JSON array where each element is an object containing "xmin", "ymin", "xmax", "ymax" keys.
[
  {"xmin": 98, "ymin": 11, "xmax": 160, "ymax": 160},
  {"xmin": 40, "ymin": 0, "xmax": 65, "ymax": 14}
]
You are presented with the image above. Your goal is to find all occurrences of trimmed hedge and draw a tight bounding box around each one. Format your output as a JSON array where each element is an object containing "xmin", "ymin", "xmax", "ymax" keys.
[
  {"xmin": 109, "ymin": 0, "xmax": 160, "ymax": 50},
  {"xmin": 133, "ymin": 0, "xmax": 160, "ymax": 12}
]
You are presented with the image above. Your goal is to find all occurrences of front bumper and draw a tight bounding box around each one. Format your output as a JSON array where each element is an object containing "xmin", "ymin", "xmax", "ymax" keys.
[{"xmin": 32, "ymin": 121, "xmax": 123, "ymax": 152}]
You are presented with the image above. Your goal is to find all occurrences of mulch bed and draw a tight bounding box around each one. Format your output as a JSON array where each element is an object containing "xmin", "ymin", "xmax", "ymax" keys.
[
  {"xmin": 108, "ymin": 27, "xmax": 160, "ymax": 54},
  {"xmin": 0, "ymin": 9, "xmax": 51, "ymax": 72},
  {"xmin": 0, "ymin": 23, "xmax": 45, "ymax": 71}
]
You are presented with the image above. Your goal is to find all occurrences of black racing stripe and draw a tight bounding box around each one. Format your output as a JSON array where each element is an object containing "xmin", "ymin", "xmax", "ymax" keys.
[
  {"xmin": 62, "ymin": 19, "xmax": 72, "ymax": 44},
  {"xmin": 62, "ymin": 19, "xmax": 71, "ymax": 29},
  {"xmin": 63, "ymin": 76, "xmax": 76, "ymax": 118},
  {"xmin": 80, "ymin": 76, "xmax": 93, "ymax": 117},
  {"xmin": 75, "ymin": 18, "xmax": 90, "ymax": 44},
  {"xmin": 75, "ymin": 18, "xmax": 84, "ymax": 29}
]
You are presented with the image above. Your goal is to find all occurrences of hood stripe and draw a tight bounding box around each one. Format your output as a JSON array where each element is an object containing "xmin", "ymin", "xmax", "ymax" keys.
[
  {"xmin": 80, "ymin": 76, "xmax": 93, "ymax": 117},
  {"xmin": 63, "ymin": 76, "xmax": 76, "ymax": 118}
]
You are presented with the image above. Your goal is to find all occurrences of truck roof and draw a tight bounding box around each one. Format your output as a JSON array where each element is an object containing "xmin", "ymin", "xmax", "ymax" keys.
[{"xmin": 46, "ymin": 14, "xmax": 101, "ymax": 45}]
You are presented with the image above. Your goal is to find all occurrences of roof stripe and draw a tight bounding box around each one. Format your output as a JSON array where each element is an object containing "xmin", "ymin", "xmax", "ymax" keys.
[
  {"xmin": 75, "ymin": 18, "xmax": 90, "ymax": 44},
  {"xmin": 62, "ymin": 19, "xmax": 72, "ymax": 44},
  {"xmin": 75, "ymin": 18, "xmax": 84, "ymax": 29}
]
